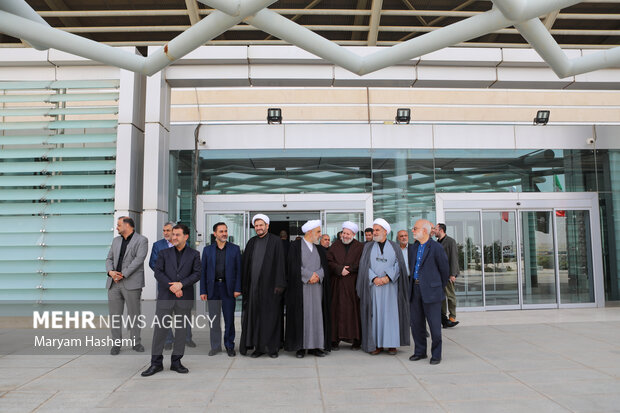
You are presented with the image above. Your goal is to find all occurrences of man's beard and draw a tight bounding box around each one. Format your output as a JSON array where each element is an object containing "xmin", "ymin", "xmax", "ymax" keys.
[
  {"xmin": 373, "ymin": 235, "xmax": 385, "ymax": 242},
  {"xmin": 341, "ymin": 237, "xmax": 353, "ymax": 245}
]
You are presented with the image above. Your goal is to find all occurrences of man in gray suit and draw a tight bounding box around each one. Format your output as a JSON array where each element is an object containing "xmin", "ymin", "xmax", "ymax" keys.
[{"xmin": 105, "ymin": 216, "xmax": 148, "ymax": 355}]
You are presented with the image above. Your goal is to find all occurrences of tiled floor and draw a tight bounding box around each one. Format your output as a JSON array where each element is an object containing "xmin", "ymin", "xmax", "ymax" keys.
[{"xmin": 1, "ymin": 307, "xmax": 619, "ymax": 412}]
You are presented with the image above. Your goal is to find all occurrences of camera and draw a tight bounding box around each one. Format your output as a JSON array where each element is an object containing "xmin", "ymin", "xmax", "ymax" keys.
[{"xmin": 586, "ymin": 137, "xmax": 596, "ymax": 145}]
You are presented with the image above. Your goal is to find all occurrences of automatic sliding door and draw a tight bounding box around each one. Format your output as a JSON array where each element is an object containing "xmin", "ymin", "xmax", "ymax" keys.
[
  {"xmin": 482, "ymin": 211, "xmax": 519, "ymax": 307},
  {"xmin": 520, "ymin": 211, "xmax": 557, "ymax": 305},
  {"xmin": 556, "ymin": 210, "xmax": 595, "ymax": 304},
  {"xmin": 445, "ymin": 211, "xmax": 483, "ymax": 308}
]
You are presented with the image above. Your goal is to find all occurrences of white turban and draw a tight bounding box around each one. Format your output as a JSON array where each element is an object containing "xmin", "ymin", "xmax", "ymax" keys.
[
  {"xmin": 252, "ymin": 213, "xmax": 270, "ymax": 226},
  {"xmin": 342, "ymin": 221, "xmax": 359, "ymax": 234},
  {"xmin": 373, "ymin": 218, "xmax": 391, "ymax": 233},
  {"xmin": 301, "ymin": 219, "xmax": 321, "ymax": 233}
]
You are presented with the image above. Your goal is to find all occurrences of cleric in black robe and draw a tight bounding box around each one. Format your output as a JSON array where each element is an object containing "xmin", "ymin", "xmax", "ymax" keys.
[
  {"xmin": 240, "ymin": 214, "xmax": 287, "ymax": 358},
  {"xmin": 285, "ymin": 220, "xmax": 332, "ymax": 357}
]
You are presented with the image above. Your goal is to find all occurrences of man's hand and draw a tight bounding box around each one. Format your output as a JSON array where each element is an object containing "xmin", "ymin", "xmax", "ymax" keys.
[
  {"xmin": 449, "ymin": 275, "xmax": 456, "ymax": 283},
  {"xmin": 175, "ymin": 290, "xmax": 183, "ymax": 298},
  {"xmin": 372, "ymin": 277, "xmax": 382, "ymax": 286},
  {"xmin": 108, "ymin": 271, "xmax": 123, "ymax": 283},
  {"xmin": 169, "ymin": 282, "xmax": 183, "ymax": 293},
  {"xmin": 309, "ymin": 273, "xmax": 320, "ymax": 284},
  {"xmin": 233, "ymin": 292, "xmax": 241, "ymax": 298},
  {"xmin": 382, "ymin": 276, "xmax": 390, "ymax": 285},
  {"xmin": 200, "ymin": 294, "xmax": 207, "ymax": 301},
  {"xmin": 341, "ymin": 266, "xmax": 350, "ymax": 276}
]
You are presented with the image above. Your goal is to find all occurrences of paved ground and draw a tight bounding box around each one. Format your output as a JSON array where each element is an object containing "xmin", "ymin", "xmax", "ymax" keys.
[{"xmin": 1, "ymin": 307, "xmax": 619, "ymax": 412}]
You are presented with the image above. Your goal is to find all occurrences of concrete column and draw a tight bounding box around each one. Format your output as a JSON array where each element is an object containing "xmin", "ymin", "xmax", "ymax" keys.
[
  {"xmin": 115, "ymin": 66, "xmax": 146, "ymax": 226},
  {"xmin": 142, "ymin": 71, "xmax": 171, "ymax": 299}
]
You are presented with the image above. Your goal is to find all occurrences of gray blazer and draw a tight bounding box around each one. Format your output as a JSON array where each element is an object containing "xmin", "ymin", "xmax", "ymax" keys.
[
  {"xmin": 439, "ymin": 235, "xmax": 460, "ymax": 277},
  {"xmin": 105, "ymin": 232, "xmax": 149, "ymax": 290}
]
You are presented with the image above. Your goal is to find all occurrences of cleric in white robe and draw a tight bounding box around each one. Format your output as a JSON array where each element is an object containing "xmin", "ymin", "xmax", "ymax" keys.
[{"xmin": 356, "ymin": 218, "xmax": 410, "ymax": 355}]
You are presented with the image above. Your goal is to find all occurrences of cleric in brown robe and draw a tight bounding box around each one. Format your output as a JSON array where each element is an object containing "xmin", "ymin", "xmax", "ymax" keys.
[
  {"xmin": 240, "ymin": 214, "xmax": 286, "ymax": 358},
  {"xmin": 326, "ymin": 221, "xmax": 364, "ymax": 350}
]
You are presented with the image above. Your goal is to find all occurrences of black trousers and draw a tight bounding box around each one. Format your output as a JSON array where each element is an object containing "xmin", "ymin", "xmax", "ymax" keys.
[
  {"xmin": 151, "ymin": 299, "xmax": 193, "ymax": 366},
  {"xmin": 410, "ymin": 283, "xmax": 443, "ymax": 360}
]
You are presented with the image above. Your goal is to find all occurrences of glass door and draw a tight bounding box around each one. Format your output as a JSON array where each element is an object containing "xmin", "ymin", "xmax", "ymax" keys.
[
  {"xmin": 204, "ymin": 212, "xmax": 247, "ymax": 251},
  {"xmin": 323, "ymin": 211, "xmax": 365, "ymax": 243},
  {"xmin": 520, "ymin": 211, "xmax": 557, "ymax": 306},
  {"xmin": 482, "ymin": 211, "xmax": 519, "ymax": 308}
]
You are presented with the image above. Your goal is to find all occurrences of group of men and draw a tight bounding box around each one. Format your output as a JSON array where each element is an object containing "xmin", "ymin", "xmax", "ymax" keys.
[{"xmin": 105, "ymin": 213, "xmax": 460, "ymax": 377}]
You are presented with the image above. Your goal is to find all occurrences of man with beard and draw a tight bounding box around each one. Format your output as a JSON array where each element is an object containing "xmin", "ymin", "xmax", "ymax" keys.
[
  {"xmin": 408, "ymin": 219, "xmax": 449, "ymax": 365},
  {"xmin": 433, "ymin": 223, "xmax": 460, "ymax": 328},
  {"xmin": 327, "ymin": 221, "xmax": 364, "ymax": 350},
  {"xmin": 240, "ymin": 214, "xmax": 286, "ymax": 358},
  {"xmin": 285, "ymin": 220, "xmax": 331, "ymax": 358},
  {"xmin": 364, "ymin": 228, "xmax": 373, "ymax": 243},
  {"xmin": 357, "ymin": 219, "xmax": 410, "ymax": 355},
  {"xmin": 320, "ymin": 234, "xmax": 331, "ymax": 249}
]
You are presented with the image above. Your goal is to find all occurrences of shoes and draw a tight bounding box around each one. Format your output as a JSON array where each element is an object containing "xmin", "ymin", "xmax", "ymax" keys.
[
  {"xmin": 250, "ymin": 350, "xmax": 264, "ymax": 358},
  {"xmin": 446, "ymin": 318, "xmax": 459, "ymax": 328},
  {"xmin": 132, "ymin": 343, "xmax": 145, "ymax": 352},
  {"xmin": 351, "ymin": 340, "xmax": 361, "ymax": 351},
  {"xmin": 430, "ymin": 358, "xmax": 441, "ymax": 365},
  {"xmin": 296, "ymin": 349, "xmax": 306, "ymax": 358},
  {"xmin": 331, "ymin": 342, "xmax": 340, "ymax": 351},
  {"xmin": 370, "ymin": 347, "xmax": 383, "ymax": 355},
  {"xmin": 164, "ymin": 342, "xmax": 173, "ymax": 350},
  {"xmin": 441, "ymin": 315, "xmax": 449, "ymax": 328},
  {"xmin": 226, "ymin": 347, "xmax": 236, "ymax": 357},
  {"xmin": 208, "ymin": 348, "xmax": 221, "ymax": 356},
  {"xmin": 310, "ymin": 349, "xmax": 326, "ymax": 357},
  {"xmin": 110, "ymin": 346, "xmax": 120, "ymax": 355},
  {"xmin": 141, "ymin": 364, "xmax": 163, "ymax": 377},
  {"xmin": 186, "ymin": 339, "xmax": 197, "ymax": 348},
  {"xmin": 409, "ymin": 354, "xmax": 427, "ymax": 361},
  {"xmin": 387, "ymin": 348, "xmax": 397, "ymax": 355},
  {"xmin": 269, "ymin": 352, "xmax": 278, "ymax": 358},
  {"xmin": 171, "ymin": 362, "xmax": 189, "ymax": 373}
]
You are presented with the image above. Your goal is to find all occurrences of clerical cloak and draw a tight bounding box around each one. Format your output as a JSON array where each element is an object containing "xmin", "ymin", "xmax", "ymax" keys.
[
  {"xmin": 356, "ymin": 240, "xmax": 410, "ymax": 353},
  {"xmin": 327, "ymin": 238, "xmax": 364, "ymax": 343},
  {"xmin": 285, "ymin": 239, "xmax": 332, "ymax": 352},
  {"xmin": 240, "ymin": 232, "xmax": 286, "ymax": 355}
]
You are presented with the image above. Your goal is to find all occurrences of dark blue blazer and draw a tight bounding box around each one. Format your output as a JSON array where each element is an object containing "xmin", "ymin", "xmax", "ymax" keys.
[
  {"xmin": 200, "ymin": 242, "xmax": 242, "ymax": 298},
  {"xmin": 408, "ymin": 239, "xmax": 450, "ymax": 304},
  {"xmin": 149, "ymin": 238, "xmax": 170, "ymax": 271},
  {"xmin": 154, "ymin": 245, "xmax": 201, "ymax": 301}
]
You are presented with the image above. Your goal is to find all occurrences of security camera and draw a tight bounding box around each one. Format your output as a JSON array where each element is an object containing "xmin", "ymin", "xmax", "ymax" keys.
[
  {"xmin": 199, "ymin": 139, "xmax": 207, "ymax": 146},
  {"xmin": 586, "ymin": 137, "xmax": 596, "ymax": 145}
]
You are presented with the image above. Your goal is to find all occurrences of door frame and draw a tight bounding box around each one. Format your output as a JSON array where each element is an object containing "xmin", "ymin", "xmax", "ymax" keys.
[
  {"xmin": 436, "ymin": 192, "xmax": 604, "ymax": 309},
  {"xmin": 196, "ymin": 193, "xmax": 373, "ymax": 250}
]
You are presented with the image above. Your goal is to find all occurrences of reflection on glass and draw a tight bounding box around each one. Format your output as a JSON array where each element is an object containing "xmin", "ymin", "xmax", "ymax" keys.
[
  {"xmin": 520, "ymin": 211, "xmax": 557, "ymax": 304},
  {"xmin": 557, "ymin": 210, "xmax": 594, "ymax": 303},
  {"xmin": 325, "ymin": 212, "xmax": 364, "ymax": 243},
  {"xmin": 206, "ymin": 213, "xmax": 245, "ymax": 251},
  {"xmin": 483, "ymin": 212, "xmax": 518, "ymax": 306},
  {"xmin": 445, "ymin": 211, "xmax": 483, "ymax": 307}
]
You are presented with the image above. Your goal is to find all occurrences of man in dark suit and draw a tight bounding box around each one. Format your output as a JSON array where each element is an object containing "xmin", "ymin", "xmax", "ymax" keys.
[
  {"xmin": 408, "ymin": 219, "xmax": 449, "ymax": 365},
  {"xmin": 200, "ymin": 222, "xmax": 242, "ymax": 357},
  {"xmin": 142, "ymin": 224, "xmax": 201, "ymax": 376},
  {"xmin": 105, "ymin": 216, "xmax": 148, "ymax": 355},
  {"xmin": 149, "ymin": 221, "xmax": 196, "ymax": 349}
]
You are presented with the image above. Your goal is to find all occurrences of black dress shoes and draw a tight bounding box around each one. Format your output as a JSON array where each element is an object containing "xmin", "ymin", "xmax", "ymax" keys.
[
  {"xmin": 409, "ymin": 354, "xmax": 427, "ymax": 361},
  {"xmin": 430, "ymin": 358, "xmax": 441, "ymax": 365},
  {"xmin": 296, "ymin": 349, "xmax": 306, "ymax": 358},
  {"xmin": 226, "ymin": 347, "xmax": 236, "ymax": 357},
  {"xmin": 110, "ymin": 346, "xmax": 120, "ymax": 355},
  {"xmin": 310, "ymin": 349, "xmax": 326, "ymax": 357},
  {"xmin": 132, "ymin": 344, "xmax": 144, "ymax": 352},
  {"xmin": 441, "ymin": 316, "xmax": 449, "ymax": 328},
  {"xmin": 171, "ymin": 363, "xmax": 189, "ymax": 373},
  {"xmin": 250, "ymin": 350, "xmax": 264, "ymax": 358},
  {"xmin": 186, "ymin": 339, "xmax": 197, "ymax": 348},
  {"xmin": 141, "ymin": 364, "xmax": 163, "ymax": 377},
  {"xmin": 331, "ymin": 342, "xmax": 340, "ymax": 351},
  {"xmin": 446, "ymin": 320, "xmax": 459, "ymax": 328},
  {"xmin": 269, "ymin": 352, "xmax": 278, "ymax": 358}
]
